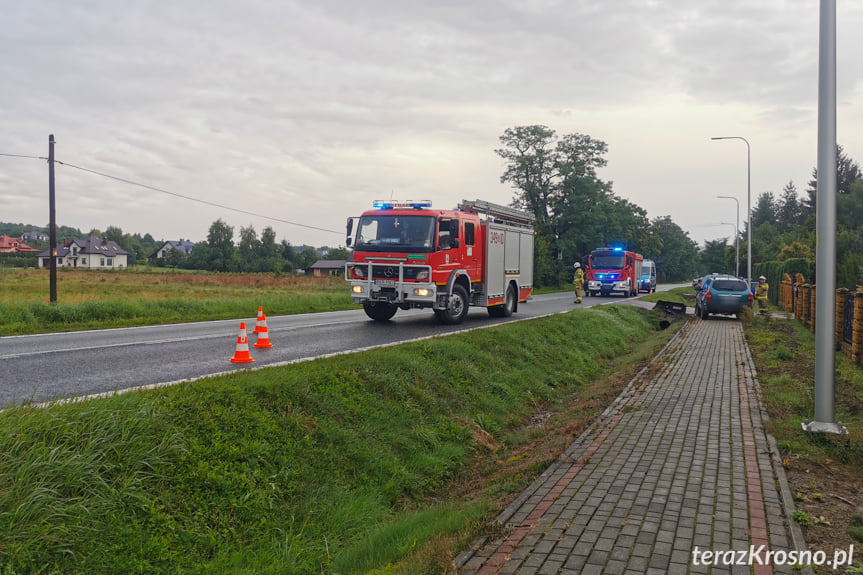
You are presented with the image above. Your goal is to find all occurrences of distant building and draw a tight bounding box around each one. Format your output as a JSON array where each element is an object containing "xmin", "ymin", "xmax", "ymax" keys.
[
  {"xmin": 36, "ymin": 235, "xmax": 129, "ymax": 270},
  {"xmin": 308, "ymin": 259, "xmax": 346, "ymax": 277},
  {"xmin": 0, "ymin": 235, "xmax": 40, "ymax": 253},
  {"xmin": 148, "ymin": 239, "xmax": 196, "ymax": 263},
  {"xmin": 20, "ymin": 230, "xmax": 48, "ymax": 242}
]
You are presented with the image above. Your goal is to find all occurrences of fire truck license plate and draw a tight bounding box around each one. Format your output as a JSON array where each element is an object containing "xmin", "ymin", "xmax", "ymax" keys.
[{"xmin": 377, "ymin": 280, "xmax": 396, "ymax": 286}]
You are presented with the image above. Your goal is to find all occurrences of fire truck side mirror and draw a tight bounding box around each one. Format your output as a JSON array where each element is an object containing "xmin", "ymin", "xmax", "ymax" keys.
[
  {"xmin": 451, "ymin": 239, "xmax": 460, "ymax": 249},
  {"xmin": 345, "ymin": 219, "xmax": 354, "ymax": 247},
  {"xmin": 449, "ymin": 219, "xmax": 459, "ymax": 239}
]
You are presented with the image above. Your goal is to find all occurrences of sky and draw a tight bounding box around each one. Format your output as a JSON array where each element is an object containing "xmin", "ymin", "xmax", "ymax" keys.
[{"xmin": 2, "ymin": 0, "xmax": 863, "ymax": 250}]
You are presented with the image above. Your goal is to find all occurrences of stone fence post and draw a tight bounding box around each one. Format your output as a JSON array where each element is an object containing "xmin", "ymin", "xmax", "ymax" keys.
[
  {"xmin": 836, "ymin": 288, "xmax": 847, "ymax": 348},
  {"xmin": 853, "ymin": 289, "xmax": 863, "ymax": 365},
  {"xmin": 810, "ymin": 285, "xmax": 816, "ymax": 333}
]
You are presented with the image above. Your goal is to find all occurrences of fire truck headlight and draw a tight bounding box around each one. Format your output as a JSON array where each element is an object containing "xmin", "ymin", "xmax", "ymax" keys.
[
  {"xmin": 416, "ymin": 270, "xmax": 429, "ymax": 280},
  {"xmin": 350, "ymin": 266, "xmax": 366, "ymax": 278},
  {"xmin": 352, "ymin": 285, "xmax": 364, "ymax": 294},
  {"xmin": 413, "ymin": 288, "xmax": 431, "ymax": 297}
]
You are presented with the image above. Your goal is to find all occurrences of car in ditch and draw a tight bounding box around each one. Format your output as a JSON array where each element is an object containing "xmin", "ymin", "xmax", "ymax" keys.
[{"xmin": 694, "ymin": 274, "xmax": 752, "ymax": 319}]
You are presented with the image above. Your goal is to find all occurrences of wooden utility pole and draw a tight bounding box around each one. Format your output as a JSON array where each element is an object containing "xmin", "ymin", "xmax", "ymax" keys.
[{"xmin": 48, "ymin": 134, "xmax": 57, "ymax": 304}]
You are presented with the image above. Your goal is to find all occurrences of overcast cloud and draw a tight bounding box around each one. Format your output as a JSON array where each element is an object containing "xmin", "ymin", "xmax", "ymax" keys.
[{"xmin": 2, "ymin": 0, "xmax": 862, "ymax": 249}]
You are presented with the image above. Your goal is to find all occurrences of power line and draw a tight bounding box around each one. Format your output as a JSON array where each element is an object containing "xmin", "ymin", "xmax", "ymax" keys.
[
  {"xmin": 54, "ymin": 160, "xmax": 343, "ymax": 236},
  {"xmin": 0, "ymin": 153, "xmax": 46, "ymax": 160},
  {"xmin": 2, "ymin": 150, "xmax": 343, "ymax": 236}
]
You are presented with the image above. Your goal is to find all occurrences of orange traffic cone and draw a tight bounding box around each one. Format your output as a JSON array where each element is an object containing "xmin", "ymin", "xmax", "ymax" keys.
[
  {"xmin": 252, "ymin": 306, "xmax": 265, "ymax": 333},
  {"xmin": 230, "ymin": 322, "xmax": 255, "ymax": 363},
  {"xmin": 253, "ymin": 314, "xmax": 273, "ymax": 348}
]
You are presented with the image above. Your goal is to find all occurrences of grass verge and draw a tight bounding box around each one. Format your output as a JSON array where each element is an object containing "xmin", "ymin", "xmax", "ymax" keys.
[
  {"xmin": 0, "ymin": 270, "xmax": 354, "ymax": 335},
  {"xmin": 0, "ymin": 305, "xmax": 674, "ymax": 574},
  {"xmin": 743, "ymin": 315, "xmax": 863, "ymax": 565}
]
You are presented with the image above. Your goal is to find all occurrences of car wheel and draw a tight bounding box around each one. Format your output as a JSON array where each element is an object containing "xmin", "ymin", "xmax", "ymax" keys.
[{"xmin": 700, "ymin": 305, "xmax": 710, "ymax": 320}]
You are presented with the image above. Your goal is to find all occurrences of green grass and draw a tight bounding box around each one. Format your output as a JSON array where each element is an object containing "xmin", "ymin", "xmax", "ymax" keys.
[
  {"xmin": 0, "ymin": 270, "xmax": 355, "ymax": 335},
  {"xmin": 744, "ymin": 317, "xmax": 863, "ymax": 467},
  {"xmin": 0, "ymin": 305, "xmax": 663, "ymax": 574}
]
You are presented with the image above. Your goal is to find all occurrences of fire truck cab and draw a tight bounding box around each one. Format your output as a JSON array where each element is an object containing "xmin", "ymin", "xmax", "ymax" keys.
[{"xmin": 345, "ymin": 200, "xmax": 535, "ymax": 324}]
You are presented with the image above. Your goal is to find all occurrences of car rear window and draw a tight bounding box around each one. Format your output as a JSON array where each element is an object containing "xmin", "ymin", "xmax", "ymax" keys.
[{"xmin": 712, "ymin": 279, "xmax": 748, "ymax": 291}]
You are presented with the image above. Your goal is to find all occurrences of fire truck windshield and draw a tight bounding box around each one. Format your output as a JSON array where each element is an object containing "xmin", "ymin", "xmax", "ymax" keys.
[
  {"xmin": 354, "ymin": 215, "xmax": 436, "ymax": 252},
  {"xmin": 591, "ymin": 254, "xmax": 625, "ymax": 269}
]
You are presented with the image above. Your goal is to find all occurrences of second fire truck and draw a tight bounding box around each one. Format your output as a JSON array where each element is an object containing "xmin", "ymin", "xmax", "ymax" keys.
[{"xmin": 585, "ymin": 247, "xmax": 643, "ymax": 297}]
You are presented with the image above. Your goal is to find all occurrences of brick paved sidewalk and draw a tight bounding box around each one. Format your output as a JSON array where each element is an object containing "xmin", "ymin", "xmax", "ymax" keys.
[{"xmin": 455, "ymin": 317, "xmax": 807, "ymax": 575}]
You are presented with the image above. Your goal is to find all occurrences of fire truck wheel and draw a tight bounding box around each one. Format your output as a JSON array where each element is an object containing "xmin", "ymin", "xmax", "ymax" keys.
[
  {"xmin": 488, "ymin": 285, "xmax": 515, "ymax": 318},
  {"xmin": 363, "ymin": 301, "xmax": 398, "ymax": 322},
  {"xmin": 435, "ymin": 284, "xmax": 469, "ymax": 325}
]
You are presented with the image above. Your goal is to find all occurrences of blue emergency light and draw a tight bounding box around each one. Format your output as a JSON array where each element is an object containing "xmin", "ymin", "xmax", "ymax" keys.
[{"xmin": 372, "ymin": 200, "xmax": 432, "ymax": 210}]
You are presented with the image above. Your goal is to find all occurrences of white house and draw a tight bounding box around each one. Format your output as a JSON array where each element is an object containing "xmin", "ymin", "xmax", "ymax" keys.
[
  {"xmin": 148, "ymin": 239, "xmax": 196, "ymax": 263},
  {"xmin": 37, "ymin": 235, "xmax": 130, "ymax": 270}
]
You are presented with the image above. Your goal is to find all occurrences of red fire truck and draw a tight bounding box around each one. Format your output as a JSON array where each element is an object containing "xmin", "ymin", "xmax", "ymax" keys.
[
  {"xmin": 345, "ymin": 199, "xmax": 535, "ymax": 324},
  {"xmin": 585, "ymin": 247, "xmax": 643, "ymax": 297}
]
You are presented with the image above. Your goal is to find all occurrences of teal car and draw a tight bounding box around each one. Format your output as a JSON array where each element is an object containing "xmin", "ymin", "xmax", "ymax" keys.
[{"xmin": 695, "ymin": 275, "xmax": 752, "ymax": 319}]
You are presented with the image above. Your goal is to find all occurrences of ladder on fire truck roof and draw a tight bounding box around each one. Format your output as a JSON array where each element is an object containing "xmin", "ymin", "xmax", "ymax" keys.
[{"xmin": 458, "ymin": 199, "xmax": 535, "ymax": 228}]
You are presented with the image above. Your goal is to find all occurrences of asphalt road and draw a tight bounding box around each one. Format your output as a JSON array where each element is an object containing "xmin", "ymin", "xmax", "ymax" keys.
[{"xmin": 0, "ymin": 287, "xmax": 678, "ymax": 407}]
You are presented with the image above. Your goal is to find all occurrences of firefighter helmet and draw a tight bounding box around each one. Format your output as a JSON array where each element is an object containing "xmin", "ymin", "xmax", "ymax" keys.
[
  {"xmin": 573, "ymin": 262, "xmax": 581, "ymax": 269},
  {"xmin": 759, "ymin": 275, "xmax": 766, "ymax": 281}
]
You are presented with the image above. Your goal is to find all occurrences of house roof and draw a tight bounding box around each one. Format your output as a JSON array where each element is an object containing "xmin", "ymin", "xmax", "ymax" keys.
[
  {"xmin": 36, "ymin": 235, "xmax": 129, "ymax": 258},
  {"xmin": 309, "ymin": 259, "xmax": 347, "ymax": 269},
  {"xmin": 0, "ymin": 235, "xmax": 39, "ymax": 252},
  {"xmin": 76, "ymin": 235, "xmax": 130, "ymax": 256},
  {"xmin": 151, "ymin": 240, "xmax": 196, "ymax": 257}
]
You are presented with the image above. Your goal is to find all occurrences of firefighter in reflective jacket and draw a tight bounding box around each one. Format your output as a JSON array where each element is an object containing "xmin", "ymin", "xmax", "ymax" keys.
[
  {"xmin": 572, "ymin": 262, "xmax": 585, "ymax": 304},
  {"xmin": 755, "ymin": 275, "xmax": 769, "ymax": 315}
]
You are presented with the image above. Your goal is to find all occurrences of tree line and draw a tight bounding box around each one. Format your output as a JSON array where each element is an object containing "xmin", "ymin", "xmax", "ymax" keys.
[
  {"xmin": 160, "ymin": 219, "xmax": 349, "ymax": 274},
  {"xmin": 497, "ymin": 125, "xmax": 862, "ymax": 287},
  {"xmin": 0, "ymin": 220, "xmax": 347, "ymax": 274},
  {"xmin": 698, "ymin": 145, "xmax": 863, "ymax": 288}
]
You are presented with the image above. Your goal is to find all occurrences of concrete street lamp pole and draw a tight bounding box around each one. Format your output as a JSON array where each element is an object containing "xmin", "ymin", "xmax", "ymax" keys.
[
  {"xmin": 711, "ymin": 137, "xmax": 751, "ymax": 284},
  {"xmin": 717, "ymin": 195, "xmax": 740, "ymax": 277},
  {"xmin": 803, "ymin": 0, "xmax": 846, "ymax": 435}
]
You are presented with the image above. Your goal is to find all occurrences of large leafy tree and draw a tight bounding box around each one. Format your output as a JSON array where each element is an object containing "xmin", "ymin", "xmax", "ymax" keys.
[
  {"xmin": 495, "ymin": 125, "xmax": 558, "ymax": 226},
  {"xmin": 497, "ymin": 125, "xmax": 649, "ymax": 285}
]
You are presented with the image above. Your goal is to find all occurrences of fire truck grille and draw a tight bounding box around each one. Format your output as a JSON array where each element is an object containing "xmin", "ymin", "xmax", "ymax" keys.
[{"xmin": 369, "ymin": 265, "xmax": 427, "ymax": 280}]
